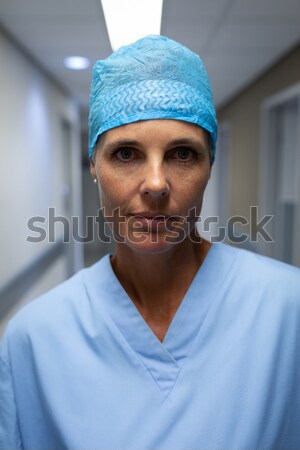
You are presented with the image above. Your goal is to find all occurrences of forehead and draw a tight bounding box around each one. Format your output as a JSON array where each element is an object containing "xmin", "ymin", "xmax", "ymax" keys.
[{"xmin": 97, "ymin": 119, "xmax": 210, "ymax": 149}]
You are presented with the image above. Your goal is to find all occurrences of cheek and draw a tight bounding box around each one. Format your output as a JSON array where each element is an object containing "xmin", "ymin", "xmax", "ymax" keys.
[
  {"xmin": 98, "ymin": 168, "xmax": 128, "ymax": 211},
  {"xmin": 180, "ymin": 170, "xmax": 210, "ymax": 204}
]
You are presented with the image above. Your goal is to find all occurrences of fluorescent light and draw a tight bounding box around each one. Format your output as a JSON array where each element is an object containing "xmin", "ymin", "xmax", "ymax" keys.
[
  {"xmin": 101, "ymin": 0, "xmax": 163, "ymax": 51},
  {"xmin": 64, "ymin": 56, "xmax": 90, "ymax": 70}
]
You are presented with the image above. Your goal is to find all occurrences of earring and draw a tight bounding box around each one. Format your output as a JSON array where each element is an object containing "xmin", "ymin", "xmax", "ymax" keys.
[{"xmin": 93, "ymin": 178, "xmax": 98, "ymax": 184}]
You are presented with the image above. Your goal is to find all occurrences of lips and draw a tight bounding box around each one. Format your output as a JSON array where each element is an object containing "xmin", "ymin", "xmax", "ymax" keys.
[
  {"xmin": 130, "ymin": 212, "xmax": 171, "ymax": 220},
  {"xmin": 128, "ymin": 212, "xmax": 173, "ymax": 231}
]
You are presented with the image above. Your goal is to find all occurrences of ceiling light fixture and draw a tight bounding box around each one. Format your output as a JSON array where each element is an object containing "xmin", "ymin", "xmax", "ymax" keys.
[
  {"xmin": 101, "ymin": 0, "xmax": 163, "ymax": 51},
  {"xmin": 64, "ymin": 56, "xmax": 90, "ymax": 70}
]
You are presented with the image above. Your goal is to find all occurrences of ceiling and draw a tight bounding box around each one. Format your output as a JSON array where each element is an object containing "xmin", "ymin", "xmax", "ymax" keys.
[{"xmin": 1, "ymin": 0, "xmax": 300, "ymax": 121}]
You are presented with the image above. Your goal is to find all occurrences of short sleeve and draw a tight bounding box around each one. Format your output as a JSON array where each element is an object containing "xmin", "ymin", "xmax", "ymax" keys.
[{"xmin": 0, "ymin": 341, "xmax": 23, "ymax": 450}]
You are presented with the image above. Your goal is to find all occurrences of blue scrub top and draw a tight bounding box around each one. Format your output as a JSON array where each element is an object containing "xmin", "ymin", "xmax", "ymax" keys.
[{"xmin": 1, "ymin": 243, "xmax": 300, "ymax": 450}]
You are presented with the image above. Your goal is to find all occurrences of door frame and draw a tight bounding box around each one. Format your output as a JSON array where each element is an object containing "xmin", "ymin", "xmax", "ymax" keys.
[{"xmin": 259, "ymin": 82, "xmax": 300, "ymax": 265}]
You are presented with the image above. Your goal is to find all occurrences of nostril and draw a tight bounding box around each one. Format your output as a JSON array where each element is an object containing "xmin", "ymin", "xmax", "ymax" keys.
[
  {"xmin": 140, "ymin": 177, "xmax": 170, "ymax": 198},
  {"xmin": 142, "ymin": 189, "xmax": 169, "ymax": 198}
]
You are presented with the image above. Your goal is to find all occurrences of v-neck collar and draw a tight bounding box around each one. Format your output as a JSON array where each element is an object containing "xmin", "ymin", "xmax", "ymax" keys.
[{"xmin": 83, "ymin": 243, "xmax": 237, "ymax": 398}]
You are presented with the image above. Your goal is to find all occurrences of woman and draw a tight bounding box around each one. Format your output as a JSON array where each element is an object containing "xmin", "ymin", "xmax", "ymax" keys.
[{"xmin": 1, "ymin": 35, "xmax": 300, "ymax": 450}]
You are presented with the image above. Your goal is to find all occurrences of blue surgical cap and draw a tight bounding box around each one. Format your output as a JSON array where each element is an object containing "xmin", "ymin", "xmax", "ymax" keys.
[{"xmin": 89, "ymin": 35, "xmax": 218, "ymax": 161}]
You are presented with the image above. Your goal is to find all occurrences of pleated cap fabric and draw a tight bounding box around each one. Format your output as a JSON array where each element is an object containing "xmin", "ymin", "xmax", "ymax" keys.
[{"xmin": 89, "ymin": 35, "xmax": 218, "ymax": 161}]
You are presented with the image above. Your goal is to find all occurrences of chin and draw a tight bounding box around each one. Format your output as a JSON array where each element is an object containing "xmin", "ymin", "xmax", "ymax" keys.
[
  {"xmin": 134, "ymin": 242, "xmax": 176, "ymax": 254},
  {"xmin": 126, "ymin": 243, "xmax": 177, "ymax": 256},
  {"xmin": 118, "ymin": 230, "xmax": 190, "ymax": 255}
]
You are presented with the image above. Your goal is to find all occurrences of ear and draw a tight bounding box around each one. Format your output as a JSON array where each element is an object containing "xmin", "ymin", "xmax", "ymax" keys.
[
  {"xmin": 90, "ymin": 158, "xmax": 97, "ymax": 180},
  {"xmin": 208, "ymin": 160, "xmax": 212, "ymax": 177}
]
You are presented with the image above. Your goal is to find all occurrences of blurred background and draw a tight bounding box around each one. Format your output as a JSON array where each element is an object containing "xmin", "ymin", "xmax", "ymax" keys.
[{"xmin": 0, "ymin": 0, "xmax": 300, "ymax": 334}]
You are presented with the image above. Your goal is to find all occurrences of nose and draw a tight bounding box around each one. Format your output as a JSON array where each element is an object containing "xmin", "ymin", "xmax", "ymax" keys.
[{"xmin": 140, "ymin": 161, "xmax": 170, "ymax": 199}]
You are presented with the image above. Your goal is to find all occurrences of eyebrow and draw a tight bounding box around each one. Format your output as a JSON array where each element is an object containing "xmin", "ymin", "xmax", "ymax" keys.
[
  {"xmin": 101, "ymin": 139, "xmax": 140, "ymax": 152},
  {"xmin": 166, "ymin": 137, "xmax": 208, "ymax": 152}
]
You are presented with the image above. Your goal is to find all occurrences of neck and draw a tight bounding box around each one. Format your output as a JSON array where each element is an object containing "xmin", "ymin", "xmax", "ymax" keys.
[{"xmin": 110, "ymin": 234, "xmax": 211, "ymax": 341}]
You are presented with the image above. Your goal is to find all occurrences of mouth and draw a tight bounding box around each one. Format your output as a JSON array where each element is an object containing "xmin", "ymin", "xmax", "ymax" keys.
[
  {"xmin": 127, "ymin": 212, "xmax": 175, "ymax": 231},
  {"xmin": 129, "ymin": 212, "xmax": 172, "ymax": 220}
]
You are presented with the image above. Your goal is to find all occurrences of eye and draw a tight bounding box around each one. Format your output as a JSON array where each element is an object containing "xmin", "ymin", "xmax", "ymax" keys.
[
  {"xmin": 170, "ymin": 147, "xmax": 198, "ymax": 162},
  {"xmin": 111, "ymin": 146, "xmax": 144, "ymax": 165},
  {"xmin": 113, "ymin": 147, "xmax": 138, "ymax": 162},
  {"xmin": 118, "ymin": 148, "xmax": 133, "ymax": 160},
  {"xmin": 176, "ymin": 148, "xmax": 191, "ymax": 160}
]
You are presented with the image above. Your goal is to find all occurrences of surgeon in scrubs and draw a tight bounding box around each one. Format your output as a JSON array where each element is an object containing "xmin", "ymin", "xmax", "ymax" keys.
[{"xmin": 1, "ymin": 35, "xmax": 300, "ymax": 450}]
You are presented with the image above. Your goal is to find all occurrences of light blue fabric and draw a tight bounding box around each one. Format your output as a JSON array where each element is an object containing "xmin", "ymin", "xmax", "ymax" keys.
[
  {"xmin": 89, "ymin": 35, "xmax": 218, "ymax": 161},
  {"xmin": 1, "ymin": 243, "xmax": 300, "ymax": 450}
]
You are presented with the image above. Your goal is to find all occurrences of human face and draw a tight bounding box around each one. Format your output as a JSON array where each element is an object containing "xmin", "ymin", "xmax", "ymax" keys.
[{"xmin": 90, "ymin": 119, "xmax": 211, "ymax": 254}]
